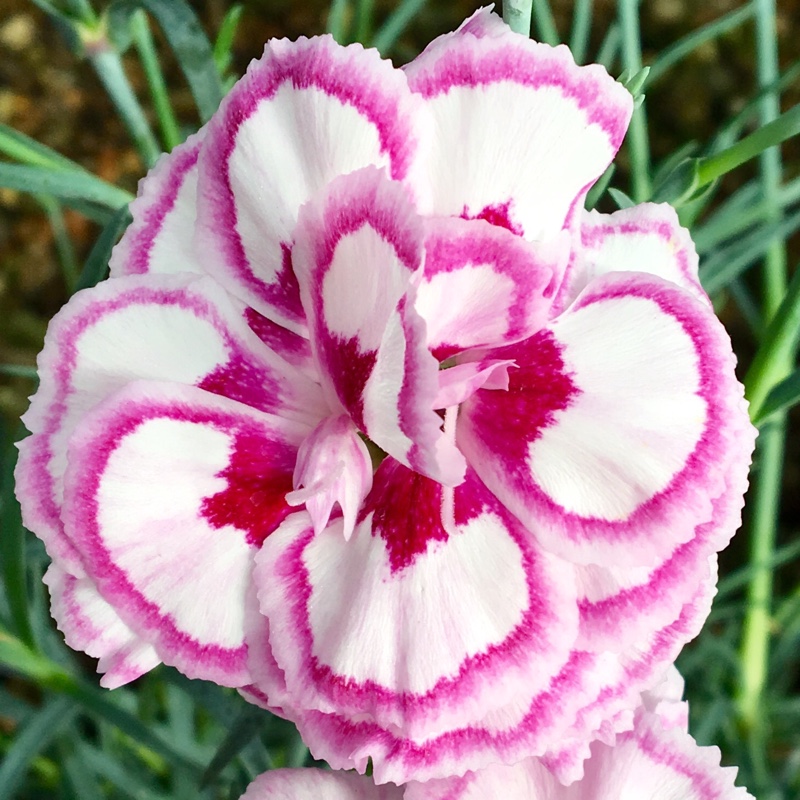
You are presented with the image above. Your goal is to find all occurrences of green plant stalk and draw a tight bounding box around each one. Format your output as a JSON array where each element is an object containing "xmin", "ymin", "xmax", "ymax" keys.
[
  {"xmin": 372, "ymin": 0, "xmax": 426, "ymax": 54},
  {"xmin": 327, "ymin": 0, "xmax": 350, "ymax": 44},
  {"xmin": 88, "ymin": 44, "xmax": 161, "ymax": 168},
  {"xmin": 569, "ymin": 0, "xmax": 592, "ymax": 64},
  {"xmin": 531, "ymin": 0, "xmax": 558, "ymax": 43},
  {"xmin": 355, "ymin": 0, "xmax": 374, "ymax": 44},
  {"xmin": 698, "ymin": 104, "xmax": 800, "ymax": 187},
  {"xmin": 503, "ymin": 0, "xmax": 534, "ymax": 37},
  {"xmin": 130, "ymin": 10, "xmax": 181, "ymax": 152},
  {"xmin": 745, "ymin": 266, "xmax": 800, "ymax": 417},
  {"xmin": 737, "ymin": 0, "xmax": 790, "ymax": 736},
  {"xmin": 40, "ymin": 195, "xmax": 79, "ymax": 293},
  {"xmin": 618, "ymin": 0, "xmax": 651, "ymax": 201},
  {"xmin": 647, "ymin": 4, "xmax": 755, "ymax": 85}
]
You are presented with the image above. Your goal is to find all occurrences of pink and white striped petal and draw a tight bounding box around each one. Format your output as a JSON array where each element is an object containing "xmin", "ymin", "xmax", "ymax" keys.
[
  {"xmin": 197, "ymin": 36, "xmax": 426, "ymax": 332},
  {"xmin": 44, "ymin": 564, "xmax": 160, "ymax": 689},
  {"xmin": 254, "ymin": 463, "xmax": 576, "ymax": 742},
  {"xmin": 459, "ymin": 272, "xmax": 752, "ymax": 568},
  {"xmin": 554, "ymin": 203, "xmax": 708, "ymax": 314},
  {"xmin": 574, "ymin": 472, "xmax": 746, "ymax": 653},
  {"xmin": 110, "ymin": 129, "xmax": 205, "ymax": 278},
  {"xmin": 279, "ymin": 539, "xmax": 718, "ymax": 786},
  {"xmin": 404, "ymin": 19, "xmax": 632, "ymax": 240},
  {"xmin": 62, "ymin": 381, "xmax": 311, "ymax": 687},
  {"xmin": 292, "ymin": 167, "xmax": 463, "ymax": 485},
  {"xmin": 15, "ymin": 274, "xmax": 325, "ymax": 574},
  {"xmin": 405, "ymin": 705, "xmax": 751, "ymax": 800},
  {"xmin": 417, "ymin": 216, "xmax": 565, "ymax": 360},
  {"xmin": 287, "ymin": 414, "xmax": 373, "ymax": 539},
  {"xmin": 240, "ymin": 769, "xmax": 403, "ymax": 800}
]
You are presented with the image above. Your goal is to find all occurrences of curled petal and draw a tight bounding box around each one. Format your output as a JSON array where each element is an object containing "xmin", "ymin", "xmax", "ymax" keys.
[
  {"xmin": 63, "ymin": 381, "xmax": 310, "ymax": 687},
  {"xmin": 418, "ymin": 216, "xmax": 565, "ymax": 359},
  {"xmin": 253, "ymin": 464, "xmax": 577, "ymax": 743},
  {"xmin": 459, "ymin": 272, "xmax": 755, "ymax": 568},
  {"xmin": 240, "ymin": 769, "xmax": 402, "ymax": 800},
  {"xmin": 110, "ymin": 128, "xmax": 205, "ymax": 278},
  {"xmin": 434, "ymin": 359, "xmax": 514, "ymax": 409},
  {"xmin": 44, "ymin": 564, "xmax": 159, "ymax": 688},
  {"xmin": 197, "ymin": 35, "xmax": 426, "ymax": 331},
  {"xmin": 287, "ymin": 414, "xmax": 373, "ymax": 539},
  {"xmin": 292, "ymin": 166, "xmax": 464, "ymax": 485},
  {"xmin": 405, "ymin": 14, "xmax": 632, "ymax": 240},
  {"xmin": 554, "ymin": 203, "xmax": 708, "ymax": 314}
]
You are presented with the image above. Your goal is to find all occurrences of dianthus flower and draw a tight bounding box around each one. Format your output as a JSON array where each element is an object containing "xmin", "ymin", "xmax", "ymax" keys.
[
  {"xmin": 237, "ymin": 671, "xmax": 753, "ymax": 799},
  {"xmin": 15, "ymin": 5, "xmax": 755, "ymax": 786}
]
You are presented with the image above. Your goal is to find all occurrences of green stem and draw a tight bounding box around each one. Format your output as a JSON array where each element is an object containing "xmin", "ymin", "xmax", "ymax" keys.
[
  {"xmin": 530, "ymin": 0, "xmax": 558, "ymax": 43},
  {"xmin": 697, "ymin": 104, "xmax": 800, "ymax": 187},
  {"xmin": 737, "ymin": 0, "xmax": 789, "ymax": 736},
  {"xmin": 372, "ymin": 0, "xmax": 426, "ymax": 54},
  {"xmin": 647, "ymin": 4, "xmax": 755, "ymax": 85},
  {"xmin": 327, "ymin": 0, "xmax": 350, "ymax": 44},
  {"xmin": 618, "ymin": 0, "xmax": 651, "ymax": 201},
  {"xmin": 130, "ymin": 10, "xmax": 181, "ymax": 152},
  {"xmin": 355, "ymin": 0, "xmax": 374, "ymax": 44},
  {"xmin": 87, "ymin": 41, "xmax": 161, "ymax": 168},
  {"xmin": 569, "ymin": 0, "xmax": 593, "ymax": 64},
  {"xmin": 744, "ymin": 266, "xmax": 800, "ymax": 417},
  {"xmin": 503, "ymin": 0, "xmax": 533, "ymax": 37},
  {"xmin": 39, "ymin": 195, "xmax": 79, "ymax": 293}
]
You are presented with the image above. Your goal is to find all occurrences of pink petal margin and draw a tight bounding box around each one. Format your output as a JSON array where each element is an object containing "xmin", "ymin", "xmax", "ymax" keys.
[
  {"xmin": 109, "ymin": 128, "xmax": 206, "ymax": 278},
  {"xmin": 196, "ymin": 35, "xmax": 426, "ymax": 331}
]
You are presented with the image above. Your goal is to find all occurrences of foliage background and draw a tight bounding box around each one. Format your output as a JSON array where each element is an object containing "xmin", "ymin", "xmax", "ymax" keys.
[{"xmin": 1, "ymin": 0, "xmax": 799, "ymax": 798}]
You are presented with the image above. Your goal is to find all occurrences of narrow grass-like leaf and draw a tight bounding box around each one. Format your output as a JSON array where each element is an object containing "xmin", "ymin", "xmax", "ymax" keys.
[
  {"xmin": 39, "ymin": 195, "xmax": 79, "ymax": 293},
  {"xmin": 729, "ymin": 278, "xmax": 764, "ymax": 339},
  {"xmin": 693, "ymin": 697, "xmax": 734, "ymax": 746},
  {"xmin": 569, "ymin": 0, "xmax": 592, "ymax": 64},
  {"xmin": 131, "ymin": 10, "xmax": 182, "ymax": 152},
  {"xmin": 596, "ymin": 21, "xmax": 620, "ymax": 69},
  {"xmin": 504, "ymin": 0, "xmax": 533, "ymax": 37},
  {"xmin": 754, "ymin": 370, "xmax": 800, "ymax": 425},
  {"xmin": 89, "ymin": 48, "xmax": 161, "ymax": 168},
  {"xmin": 0, "ymin": 696, "xmax": 77, "ymax": 800},
  {"xmin": 0, "ymin": 434, "xmax": 36, "ymax": 650},
  {"xmin": 75, "ymin": 205, "xmax": 133, "ymax": 293},
  {"xmin": 213, "ymin": 4, "xmax": 244, "ymax": 76},
  {"xmin": 695, "ymin": 175, "xmax": 800, "ymax": 254},
  {"xmin": 64, "ymin": 682, "xmax": 206, "ymax": 775},
  {"xmin": 74, "ymin": 742, "xmax": 172, "ymax": 800},
  {"xmin": 59, "ymin": 742, "xmax": 105, "ymax": 800},
  {"xmin": 0, "ymin": 365, "xmax": 38, "ymax": 380},
  {"xmin": 0, "ymin": 124, "xmax": 83, "ymax": 172},
  {"xmin": 700, "ymin": 208, "xmax": 800, "ymax": 296},
  {"xmin": 717, "ymin": 539, "xmax": 800, "ymax": 599},
  {"xmin": 532, "ymin": 0, "xmax": 559, "ymax": 44},
  {"xmin": 112, "ymin": 0, "xmax": 225, "ymax": 123},
  {"xmin": 327, "ymin": 0, "xmax": 350, "ymax": 43},
  {"xmin": 372, "ymin": 0, "xmax": 426, "ymax": 54},
  {"xmin": 648, "ymin": 4, "xmax": 756, "ymax": 84},
  {"xmin": 608, "ymin": 187, "xmax": 636, "ymax": 209},
  {"xmin": 0, "ymin": 163, "xmax": 132, "ymax": 209},
  {"xmin": 744, "ymin": 260, "xmax": 800, "ymax": 416},
  {"xmin": 584, "ymin": 163, "xmax": 615, "ymax": 210},
  {"xmin": 200, "ymin": 706, "xmax": 265, "ymax": 788}
]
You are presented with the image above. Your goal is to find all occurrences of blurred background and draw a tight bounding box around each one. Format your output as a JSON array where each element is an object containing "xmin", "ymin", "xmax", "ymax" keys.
[{"xmin": 1, "ymin": 1, "xmax": 799, "ymax": 797}]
